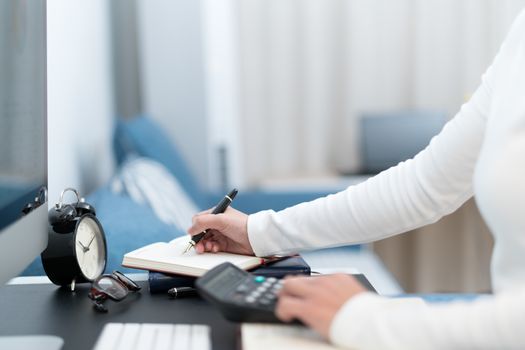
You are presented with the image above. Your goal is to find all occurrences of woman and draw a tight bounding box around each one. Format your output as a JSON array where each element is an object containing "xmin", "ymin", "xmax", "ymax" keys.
[{"xmin": 188, "ymin": 9, "xmax": 525, "ymax": 349}]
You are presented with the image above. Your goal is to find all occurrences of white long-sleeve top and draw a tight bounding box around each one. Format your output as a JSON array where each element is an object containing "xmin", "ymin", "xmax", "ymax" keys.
[{"xmin": 246, "ymin": 9, "xmax": 525, "ymax": 349}]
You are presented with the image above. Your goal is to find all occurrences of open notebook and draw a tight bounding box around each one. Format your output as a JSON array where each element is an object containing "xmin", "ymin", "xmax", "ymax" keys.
[{"xmin": 122, "ymin": 236, "xmax": 264, "ymax": 277}]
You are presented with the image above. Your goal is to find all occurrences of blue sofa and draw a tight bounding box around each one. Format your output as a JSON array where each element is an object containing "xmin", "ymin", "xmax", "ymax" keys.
[{"xmin": 22, "ymin": 115, "xmax": 344, "ymax": 276}]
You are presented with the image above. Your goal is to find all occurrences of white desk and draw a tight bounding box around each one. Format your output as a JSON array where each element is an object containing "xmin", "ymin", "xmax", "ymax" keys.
[{"xmin": 302, "ymin": 246, "xmax": 403, "ymax": 295}]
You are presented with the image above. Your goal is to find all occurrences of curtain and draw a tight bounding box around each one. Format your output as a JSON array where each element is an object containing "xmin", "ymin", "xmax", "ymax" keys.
[
  {"xmin": 221, "ymin": 0, "xmax": 525, "ymax": 292},
  {"xmin": 374, "ymin": 199, "xmax": 494, "ymax": 293},
  {"xmin": 234, "ymin": 0, "xmax": 525, "ymax": 185}
]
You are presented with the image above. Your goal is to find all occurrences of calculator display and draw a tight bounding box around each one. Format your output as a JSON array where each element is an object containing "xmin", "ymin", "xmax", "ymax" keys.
[{"xmin": 204, "ymin": 267, "xmax": 246, "ymax": 294}]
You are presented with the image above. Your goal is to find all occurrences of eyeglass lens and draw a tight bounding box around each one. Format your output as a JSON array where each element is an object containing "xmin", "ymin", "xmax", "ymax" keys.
[{"xmin": 97, "ymin": 277, "xmax": 128, "ymax": 300}]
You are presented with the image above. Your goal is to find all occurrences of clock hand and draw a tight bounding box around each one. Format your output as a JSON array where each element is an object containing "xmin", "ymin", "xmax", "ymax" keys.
[
  {"xmin": 86, "ymin": 234, "xmax": 96, "ymax": 249},
  {"xmin": 77, "ymin": 241, "xmax": 89, "ymax": 253}
]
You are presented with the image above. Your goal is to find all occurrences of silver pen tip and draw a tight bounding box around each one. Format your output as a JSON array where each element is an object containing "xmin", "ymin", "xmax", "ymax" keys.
[{"xmin": 182, "ymin": 241, "xmax": 194, "ymax": 254}]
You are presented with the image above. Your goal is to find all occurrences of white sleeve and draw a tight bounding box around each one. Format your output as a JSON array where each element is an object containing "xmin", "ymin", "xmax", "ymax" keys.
[
  {"xmin": 247, "ymin": 75, "xmax": 491, "ymax": 256},
  {"xmin": 246, "ymin": 20, "xmax": 518, "ymax": 256},
  {"xmin": 330, "ymin": 287, "xmax": 525, "ymax": 349}
]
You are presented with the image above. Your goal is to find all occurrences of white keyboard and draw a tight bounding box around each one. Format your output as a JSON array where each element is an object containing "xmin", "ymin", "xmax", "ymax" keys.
[{"xmin": 93, "ymin": 323, "xmax": 211, "ymax": 350}]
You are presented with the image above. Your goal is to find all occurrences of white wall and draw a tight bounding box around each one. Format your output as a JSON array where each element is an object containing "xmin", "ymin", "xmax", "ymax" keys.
[
  {"xmin": 47, "ymin": 0, "xmax": 115, "ymax": 204},
  {"xmin": 137, "ymin": 0, "xmax": 210, "ymax": 189},
  {"xmin": 201, "ymin": 0, "xmax": 245, "ymax": 190}
]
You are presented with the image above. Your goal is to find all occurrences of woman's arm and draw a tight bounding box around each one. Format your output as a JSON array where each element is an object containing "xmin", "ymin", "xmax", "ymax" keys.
[
  {"xmin": 247, "ymin": 46, "xmax": 506, "ymax": 256},
  {"xmin": 248, "ymin": 7, "xmax": 525, "ymax": 257},
  {"xmin": 330, "ymin": 286, "xmax": 525, "ymax": 349},
  {"xmin": 247, "ymin": 82, "xmax": 490, "ymax": 256},
  {"xmin": 275, "ymin": 274, "xmax": 525, "ymax": 349},
  {"xmin": 188, "ymin": 11, "xmax": 523, "ymax": 258}
]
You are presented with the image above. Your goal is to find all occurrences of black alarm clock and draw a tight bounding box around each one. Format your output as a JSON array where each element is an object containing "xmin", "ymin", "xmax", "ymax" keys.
[{"xmin": 41, "ymin": 188, "xmax": 107, "ymax": 291}]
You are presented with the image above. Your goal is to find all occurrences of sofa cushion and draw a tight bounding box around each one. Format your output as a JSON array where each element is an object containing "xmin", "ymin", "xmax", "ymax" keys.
[
  {"xmin": 110, "ymin": 157, "xmax": 200, "ymax": 233},
  {"xmin": 114, "ymin": 115, "xmax": 206, "ymax": 208}
]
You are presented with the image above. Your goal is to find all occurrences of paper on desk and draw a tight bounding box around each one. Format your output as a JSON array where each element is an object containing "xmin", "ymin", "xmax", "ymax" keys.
[
  {"xmin": 313, "ymin": 267, "xmax": 360, "ymax": 275},
  {"xmin": 241, "ymin": 324, "xmax": 337, "ymax": 350}
]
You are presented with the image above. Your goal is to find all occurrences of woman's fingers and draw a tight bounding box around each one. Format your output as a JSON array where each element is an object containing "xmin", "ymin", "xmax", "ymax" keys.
[
  {"xmin": 189, "ymin": 214, "xmax": 228, "ymax": 236},
  {"xmin": 276, "ymin": 274, "xmax": 368, "ymax": 339},
  {"xmin": 194, "ymin": 233, "xmax": 226, "ymax": 254},
  {"xmin": 194, "ymin": 241, "xmax": 205, "ymax": 253},
  {"xmin": 275, "ymin": 295, "xmax": 309, "ymax": 322}
]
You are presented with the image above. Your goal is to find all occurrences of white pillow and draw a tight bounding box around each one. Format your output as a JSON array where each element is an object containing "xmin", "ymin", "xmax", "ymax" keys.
[{"xmin": 111, "ymin": 157, "xmax": 200, "ymax": 232}]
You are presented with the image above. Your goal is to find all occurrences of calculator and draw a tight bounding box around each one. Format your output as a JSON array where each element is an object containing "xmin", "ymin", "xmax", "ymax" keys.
[
  {"xmin": 195, "ymin": 262, "xmax": 288, "ymax": 323},
  {"xmin": 196, "ymin": 262, "xmax": 377, "ymax": 324}
]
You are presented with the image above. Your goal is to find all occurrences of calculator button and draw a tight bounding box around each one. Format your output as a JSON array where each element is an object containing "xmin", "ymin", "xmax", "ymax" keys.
[
  {"xmin": 254, "ymin": 276, "xmax": 265, "ymax": 283},
  {"xmin": 235, "ymin": 284, "xmax": 250, "ymax": 293},
  {"xmin": 256, "ymin": 286, "xmax": 267, "ymax": 292},
  {"xmin": 251, "ymin": 291, "xmax": 261, "ymax": 298},
  {"xmin": 267, "ymin": 277, "xmax": 277, "ymax": 283},
  {"xmin": 232, "ymin": 294, "xmax": 245, "ymax": 302},
  {"xmin": 245, "ymin": 296, "xmax": 256, "ymax": 303},
  {"xmin": 259, "ymin": 298, "xmax": 273, "ymax": 305}
]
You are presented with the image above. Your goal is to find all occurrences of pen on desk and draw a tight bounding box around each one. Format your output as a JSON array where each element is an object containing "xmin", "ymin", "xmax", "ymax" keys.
[
  {"xmin": 167, "ymin": 286, "xmax": 198, "ymax": 299},
  {"xmin": 183, "ymin": 188, "xmax": 238, "ymax": 254}
]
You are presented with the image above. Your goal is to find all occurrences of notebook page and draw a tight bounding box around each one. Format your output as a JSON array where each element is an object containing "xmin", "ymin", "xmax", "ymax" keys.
[
  {"xmin": 123, "ymin": 236, "xmax": 261, "ymax": 275},
  {"xmin": 242, "ymin": 324, "xmax": 337, "ymax": 350}
]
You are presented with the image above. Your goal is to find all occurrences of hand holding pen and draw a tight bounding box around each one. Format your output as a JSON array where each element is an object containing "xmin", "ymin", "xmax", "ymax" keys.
[{"xmin": 183, "ymin": 189, "xmax": 238, "ymax": 254}]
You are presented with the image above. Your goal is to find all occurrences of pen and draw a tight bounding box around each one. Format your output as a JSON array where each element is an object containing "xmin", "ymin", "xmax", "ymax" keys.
[
  {"xmin": 183, "ymin": 188, "xmax": 238, "ymax": 254},
  {"xmin": 167, "ymin": 286, "xmax": 198, "ymax": 298}
]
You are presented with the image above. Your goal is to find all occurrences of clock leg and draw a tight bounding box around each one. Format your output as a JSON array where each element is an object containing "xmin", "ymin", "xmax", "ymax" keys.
[{"xmin": 70, "ymin": 278, "xmax": 76, "ymax": 292}]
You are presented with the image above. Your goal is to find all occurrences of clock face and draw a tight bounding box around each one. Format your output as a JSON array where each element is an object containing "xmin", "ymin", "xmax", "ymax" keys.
[{"xmin": 74, "ymin": 216, "xmax": 106, "ymax": 281}]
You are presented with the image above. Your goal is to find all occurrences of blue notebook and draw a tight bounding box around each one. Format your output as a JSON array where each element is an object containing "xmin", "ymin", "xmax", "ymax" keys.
[{"xmin": 148, "ymin": 255, "xmax": 311, "ymax": 293}]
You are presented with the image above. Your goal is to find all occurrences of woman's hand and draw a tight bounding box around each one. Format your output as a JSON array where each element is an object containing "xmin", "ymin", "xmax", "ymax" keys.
[
  {"xmin": 187, "ymin": 207, "xmax": 254, "ymax": 256},
  {"xmin": 275, "ymin": 274, "xmax": 368, "ymax": 339}
]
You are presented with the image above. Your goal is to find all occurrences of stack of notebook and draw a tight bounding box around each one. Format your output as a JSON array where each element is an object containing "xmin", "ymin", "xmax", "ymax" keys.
[{"xmin": 122, "ymin": 236, "xmax": 311, "ymax": 293}]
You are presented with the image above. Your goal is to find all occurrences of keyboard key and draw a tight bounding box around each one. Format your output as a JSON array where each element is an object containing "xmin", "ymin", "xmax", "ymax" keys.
[
  {"xmin": 93, "ymin": 323, "xmax": 123, "ymax": 350},
  {"xmin": 190, "ymin": 325, "xmax": 211, "ymax": 350},
  {"xmin": 94, "ymin": 323, "xmax": 210, "ymax": 350},
  {"xmin": 116, "ymin": 323, "xmax": 141, "ymax": 350},
  {"xmin": 173, "ymin": 324, "xmax": 191, "ymax": 350},
  {"xmin": 151, "ymin": 324, "xmax": 174, "ymax": 350},
  {"xmin": 135, "ymin": 324, "xmax": 156, "ymax": 350}
]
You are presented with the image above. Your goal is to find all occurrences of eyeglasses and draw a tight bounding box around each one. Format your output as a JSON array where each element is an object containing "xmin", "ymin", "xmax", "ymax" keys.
[{"xmin": 88, "ymin": 271, "xmax": 141, "ymax": 312}]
